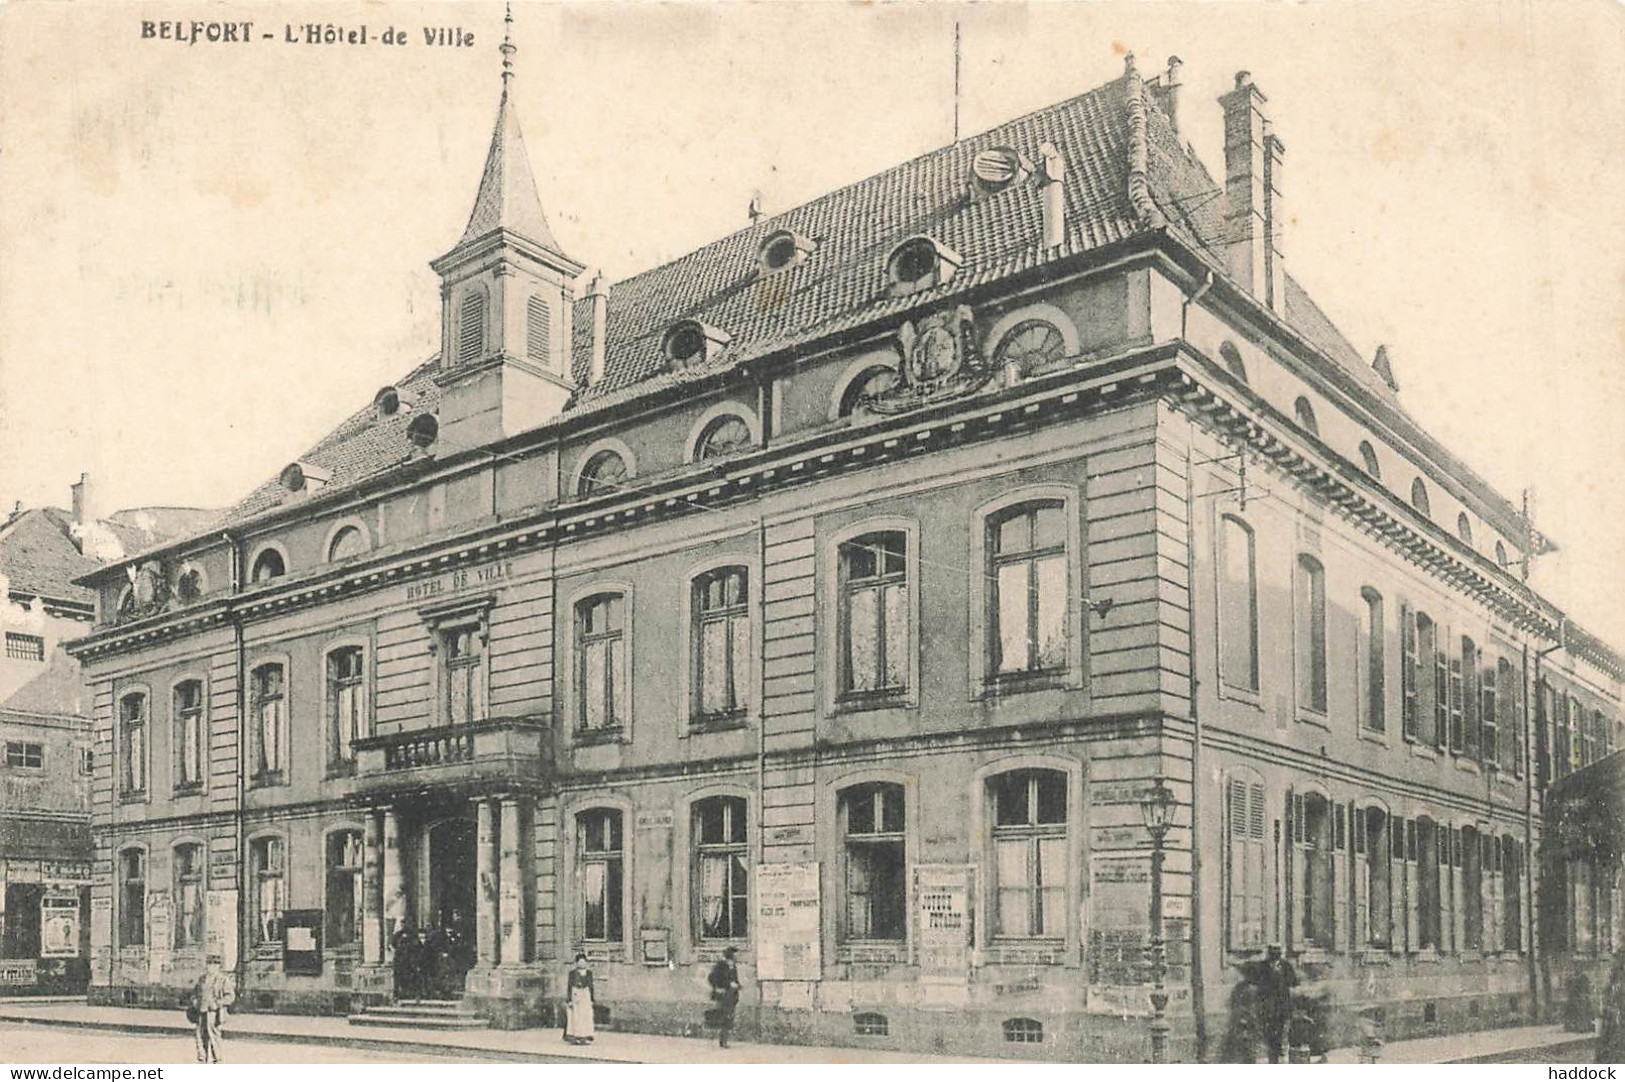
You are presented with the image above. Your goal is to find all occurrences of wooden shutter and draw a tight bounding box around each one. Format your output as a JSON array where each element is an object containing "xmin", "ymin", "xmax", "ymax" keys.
[
  {"xmin": 1226, "ymin": 778, "xmax": 1245, "ymax": 952},
  {"xmin": 1333, "ymin": 804, "xmax": 1349, "ymax": 952},
  {"xmin": 1246, "ymin": 782, "xmax": 1266, "ymax": 951},
  {"xmin": 1400, "ymin": 604, "xmax": 1418, "ymax": 741},
  {"xmin": 1389, "ymin": 816, "xmax": 1406, "ymax": 954},
  {"xmin": 1352, "ymin": 802, "xmax": 1368, "ymax": 951},
  {"xmin": 1405, "ymin": 820, "xmax": 1420, "ymax": 950},
  {"xmin": 1284, "ymin": 788, "xmax": 1296, "ymax": 950}
]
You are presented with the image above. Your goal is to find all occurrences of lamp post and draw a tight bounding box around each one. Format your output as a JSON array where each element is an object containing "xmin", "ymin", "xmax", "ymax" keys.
[{"xmin": 1140, "ymin": 779, "xmax": 1177, "ymax": 1063}]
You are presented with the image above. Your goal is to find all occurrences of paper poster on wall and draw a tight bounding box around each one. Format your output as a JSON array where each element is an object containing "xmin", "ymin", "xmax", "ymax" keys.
[
  {"xmin": 756, "ymin": 862, "xmax": 820, "ymax": 981},
  {"xmin": 146, "ymin": 892, "xmax": 173, "ymax": 983},
  {"xmin": 89, "ymin": 896, "xmax": 112, "ymax": 984},
  {"xmin": 205, "ymin": 889, "xmax": 238, "ymax": 969},
  {"xmin": 915, "ymin": 863, "xmax": 974, "ymax": 979},
  {"xmin": 40, "ymin": 889, "xmax": 81, "ymax": 958},
  {"xmin": 282, "ymin": 909, "xmax": 324, "ymax": 976},
  {"xmin": 1086, "ymin": 853, "xmax": 1151, "ymax": 1015}
]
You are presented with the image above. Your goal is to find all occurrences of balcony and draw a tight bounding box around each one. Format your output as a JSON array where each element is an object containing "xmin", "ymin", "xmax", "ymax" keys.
[{"xmin": 351, "ymin": 716, "xmax": 553, "ymax": 797}]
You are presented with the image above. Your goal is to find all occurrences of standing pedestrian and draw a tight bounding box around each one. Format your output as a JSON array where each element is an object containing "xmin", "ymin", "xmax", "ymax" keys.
[
  {"xmin": 190, "ymin": 955, "xmax": 235, "ymax": 1064},
  {"xmin": 1597, "ymin": 946, "xmax": 1625, "ymax": 1064},
  {"xmin": 707, "ymin": 946, "xmax": 741, "ymax": 1049},
  {"xmin": 564, "ymin": 952, "xmax": 596, "ymax": 1045},
  {"xmin": 1257, "ymin": 944, "xmax": 1297, "ymax": 1064},
  {"xmin": 391, "ymin": 921, "xmax": 414, "ymax": 1001}
]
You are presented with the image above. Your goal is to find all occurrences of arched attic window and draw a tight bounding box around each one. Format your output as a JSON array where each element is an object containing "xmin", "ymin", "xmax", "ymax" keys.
[
  {"xmin": 1219, "ymin": 341, "xmax": 1248, "ymax": 384},
  {"xmin": 1358, "ymin": 441, "xmax": 1382, "ymax": 479},
  {"xmin": 1456, "ymin": 513, "xmax": 1474, "ymax": 545},
  {"xmin": 1410, "ymin": 478, "xmax": 1431, "ymax": 517},
  {"xmin": 251, "ymin": 549, "xmax": 286, "ymax": 583},
  {"xmin": 1293, "ymin": 397, "xmax": 1319, "ymax": 437}
]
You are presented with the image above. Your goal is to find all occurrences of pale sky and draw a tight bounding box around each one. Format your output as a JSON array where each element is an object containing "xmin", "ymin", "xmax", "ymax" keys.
[{"xmin": 2, "ymin": 1, "xmax": 1623, "ymax": 650}]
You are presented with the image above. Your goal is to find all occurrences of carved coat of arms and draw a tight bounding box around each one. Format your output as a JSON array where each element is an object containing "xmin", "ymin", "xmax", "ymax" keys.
[{"xmin": 864, "ymin": 304, "xmax": 993, "ymax": 415}]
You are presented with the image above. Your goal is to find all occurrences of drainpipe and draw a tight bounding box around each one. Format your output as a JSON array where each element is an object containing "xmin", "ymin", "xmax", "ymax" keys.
[
  {"xmin": 1530, "ymin": 617, "xmax": 1567, "ymax": 1020},
  {"xmin": 1183, "ymin": 442, "xmax": 1209, "ymax": 1059},
  {"xmin": 223, "ymin": 532, "xmax": 248, "ymax": 990}
]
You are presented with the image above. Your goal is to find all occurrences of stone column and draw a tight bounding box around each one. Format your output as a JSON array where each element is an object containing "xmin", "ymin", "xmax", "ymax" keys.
[
  {"xmin": 382, "ymin": 807, "xmax": 405, "ymax": 955},
  {"xmin": 499, "ymin": 796, "xmax": 525, "ymax": 965},
  {"xmin": 362, "ymin": 810, "xmax": 383, "ymax": 965},
  {"xmin": 476, "ymin": 798, "xmax": 498, "ymax": 966}
]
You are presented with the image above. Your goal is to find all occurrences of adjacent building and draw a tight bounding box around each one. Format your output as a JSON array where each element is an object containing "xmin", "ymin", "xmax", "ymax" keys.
[
  {"xmin": 0, "ymin": 478, "xmax": 210, "ymax": 994},
  {"xmin": 66, "ymin": 40, "xmax": 1623, "ymax": 1061}
]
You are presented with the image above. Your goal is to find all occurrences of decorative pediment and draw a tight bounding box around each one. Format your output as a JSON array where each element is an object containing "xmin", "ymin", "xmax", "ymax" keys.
[{"xmin": 864, "ymin": 305, "xmax": 994, "ymax": 415}]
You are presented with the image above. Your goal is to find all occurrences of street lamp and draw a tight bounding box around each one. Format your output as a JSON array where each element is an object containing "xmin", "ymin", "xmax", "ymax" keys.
[{"xmin": 1140, "ymin": 780, "xmax": 1177, "ymax": 1063}]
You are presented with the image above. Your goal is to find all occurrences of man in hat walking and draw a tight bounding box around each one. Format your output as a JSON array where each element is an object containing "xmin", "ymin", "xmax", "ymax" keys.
[
  {"xmin": 1256, "ymin": 944, "xmax": 1297, "ymax": 1064},
  {"xmin": 190, "ymin": 955, "xmax": 235, "ymax": 1064}
]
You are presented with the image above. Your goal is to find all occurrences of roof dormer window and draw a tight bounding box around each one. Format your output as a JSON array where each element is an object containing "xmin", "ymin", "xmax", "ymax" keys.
[
  {"xmin": 759, "ymin": 229, "xmax": 815, "ymax": 274},
  {"xmin": 886, "ymin": 235, "xmax": 961, "ymax": 296},
  {"xmin": 279, "ymin": 461, "xmax": 331, "ymax": 495},
  {"xmin": 662, "ymin": 320, "xmax": 731, "ymax": 369},
  {"xmin": 969, "ymin": 146, "xmax": 1032, "ymax": 197}
]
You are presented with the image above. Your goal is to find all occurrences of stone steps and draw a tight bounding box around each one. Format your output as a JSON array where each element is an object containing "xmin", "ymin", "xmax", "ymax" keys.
[{"xmin": 348, "ymin": 997, "xmax": 490, "ymax": 1030}]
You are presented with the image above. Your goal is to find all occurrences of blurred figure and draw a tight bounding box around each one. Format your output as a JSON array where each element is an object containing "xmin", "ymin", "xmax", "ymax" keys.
[
  {"xmin": 1597, "ymin": 947, "xmax": 1625, "ymax": 1064},
  {"xmin": 1257, "ymin": 944, "xmax": 1297, "ymax": 1064}
]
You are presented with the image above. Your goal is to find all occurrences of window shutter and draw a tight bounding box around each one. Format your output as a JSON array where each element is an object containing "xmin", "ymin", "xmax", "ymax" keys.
[
  {"xmin": 1351, "ymin": 802, "xmax": 1366, "ymax": 952},
  {"xmin": 526, "ymin": 295, "xmax": 552, "ymax": 364},
  {"xmin": 1400, "ymin": 604, "xmax": 1418, "ymax": 740},
  {"xmin": 1284, "ymin": 788, "xmax": 1296, "ymax": 951},
  {"xmin": 1333, "ymin": 804, "xmax": 1349, "ymax": 952},
  {"xmin": 1226, "ymin": 778, "xmax": 1245, "ymax": 952},
  {"xmin": 458, "ymin": 292, "xmax": 486, "ymax": 365},
  {"xmin": 1247, "ymin": 782, "xmax": 1266, "ymax": 950},
  {"xmin": 1405, "ymin": 820, "xmax": 1420, "ymax": 952},
  {"xmin": 1391, "ymin": 817, "xmax": 1407, "ymax": 954}
]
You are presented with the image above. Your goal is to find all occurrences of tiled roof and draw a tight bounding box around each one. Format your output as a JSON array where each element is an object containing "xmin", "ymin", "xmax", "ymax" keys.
[
  {"xmin": 0, "ymin": 506, "xmax": 209, "ymax": 603},
  {"xmin": 1, "ymin": 646, "xmax": 85, "ymax": 716},
  {"xmin": 130, "ymin": 61, "xmax": 1392, "ymax": 556},
  {"xmin": 454, "ymin": 89, "xmax": 570, "ymax": 261}
]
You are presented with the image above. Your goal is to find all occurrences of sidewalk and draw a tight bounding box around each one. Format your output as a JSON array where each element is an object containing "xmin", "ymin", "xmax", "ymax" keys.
[
  {"xmin": 0, "ymin": 1000, "xmax": 1002, "ymax": 1064},
  {"xmin": 1325, "ymin": 1023, "xmax": 1590, "ymax": 1064},
  {"xmin": 0, "ymin": 999, "xmax": 1594, "ymax": 1064}
]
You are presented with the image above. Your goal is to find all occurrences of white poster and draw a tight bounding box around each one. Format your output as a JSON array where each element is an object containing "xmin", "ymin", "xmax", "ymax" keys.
[
  {"xmin": 756, "ymin": 862, "xmax": 820, "ymax": 981},
  {"xmin": 205, "ymin": 889, "xmax": 238, "ymax": 969},
  {"xmin": 915, "ymin": 864, "xmax": 974, "ymax": 979}
]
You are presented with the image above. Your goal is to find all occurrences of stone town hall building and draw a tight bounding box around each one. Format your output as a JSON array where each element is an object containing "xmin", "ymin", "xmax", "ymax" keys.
[{"xmin": 68, "ymin": 33, "xmax": 1623, "ymax": 1060}]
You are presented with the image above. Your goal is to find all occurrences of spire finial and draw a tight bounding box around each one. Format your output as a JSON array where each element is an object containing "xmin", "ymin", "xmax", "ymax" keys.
[{"xmin": 500, "ymin": 2, "xmax": 516, "ymax": 93}]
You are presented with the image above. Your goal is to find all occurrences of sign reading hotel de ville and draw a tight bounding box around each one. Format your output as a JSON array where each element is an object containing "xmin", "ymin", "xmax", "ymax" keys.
[
  {"xmin": 403, "ymin": 559, "xmax": 514, "ymax": 603},
  {"xmin": 755, "ymin": 862, "xmax": 820, "ymax": 981}
]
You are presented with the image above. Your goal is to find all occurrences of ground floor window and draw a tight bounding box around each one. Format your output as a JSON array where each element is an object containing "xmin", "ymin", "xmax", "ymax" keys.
[
  {"xmin": 251, "ymin": 836, "xmax": 286, "ymax": 947},
  {"xmin": 326, "ymin": 831, "xmax": 363, "ymax": 949}
]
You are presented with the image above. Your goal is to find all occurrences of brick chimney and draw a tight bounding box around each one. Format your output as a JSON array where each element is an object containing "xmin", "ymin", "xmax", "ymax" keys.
[
  {"xmin": 1219, "ymin": 71, "xmax": 1286, "ymax": 313},
  {"xmin": 586, "ymin": 271, "xmax": 609, "ymax": 387},
  {"xmin": 71, "ymin": 471, "xmax": 95, "ymax": 529}
]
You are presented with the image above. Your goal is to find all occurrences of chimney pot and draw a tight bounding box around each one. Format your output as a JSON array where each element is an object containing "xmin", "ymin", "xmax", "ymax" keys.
[
  {"xmin": 1234, "ymin": 70, "xmax": 1253, "ymax": 89},
  {"xmin": 587, "ymin": 271, "xmax": 609, "ymax": 387},
  {"xmin": 1220, "ymin": 69, "xmax": 1285, "ymax": 313},
  {"xmin": 1038, "ymin": 144, "xmax": 1066, "ymax": 252},
  {"xmin": 1164, "ymin": 56, "xmax": 1185, "ymax": 137},
  {"xmin": 71, "ymin": 472, "xmax": 95, "ymax": 528}
]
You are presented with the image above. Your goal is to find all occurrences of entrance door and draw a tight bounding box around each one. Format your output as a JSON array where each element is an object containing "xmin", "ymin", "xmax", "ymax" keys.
[{"xmin": 424, "ymin": 818, "xmax": 476, "ymax": 996}]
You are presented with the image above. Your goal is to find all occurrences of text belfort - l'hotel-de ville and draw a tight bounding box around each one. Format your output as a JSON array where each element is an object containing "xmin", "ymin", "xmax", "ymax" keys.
[{"xmin": 139, "ymin": 19, "xmax": 476, "ymax": 47}]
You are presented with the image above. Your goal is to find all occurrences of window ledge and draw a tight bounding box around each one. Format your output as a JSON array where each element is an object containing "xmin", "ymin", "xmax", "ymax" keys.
[
  {"xmin": 1410, "ymin": 745, "xmax": 1440, "ymax": 761},
  {"xmin": 1453, "ymin": 759, "xmax": 1480, "ymax": 775},
  {"xmin": 250, "ymin": 770, "xmax": 287, "ymax": 789},
  {"xmin": 172, "ymin": 783, "xmax": 205, "ymax": 797},
  {"xmin": 693, "ymin": 941, "xmax": 749, "ymax": 961},
  {"xmin": 1297, "ymin": 709, "xmax": 1331, "ymax": 729},
  {"xmin": 979, "ymin": 670, "xmax": 1072, "ymax": 699},
  {"xmin": 1357, "ymin": 727, "xmax": 1390, "ymax": 746},
  {"xmin": 983, "ymin": 940, "xmax": 1068, "ymax": 967},
  {"xmin": 689, "ymin": 714, "xmax": 749, "ymax": 735},
  {"xmin": 1219, "ymin": 684, "xmax": 1264, "ymax": 709},
  {"xmin": 832, "ymin": 691, "xmax": 913, "ymax": 716},
  {"xmin": 326, "ymin": 760, "xmax": 357, "ymax": 779},
  {"xmin": 838, "ymin": 942, "xmax": 908, "ymax": 966},
  {"xmin": 1290, "ymin": 947, "xmax": 1332, "ymax": 964},
  {"xmin": 119, "ymin": 792, "xmax": 148, "ymax": 805},
  {"xmin": 574, "ymin": 726, "xmax": 627, "ymax": 747},
  {"xmin": 1360, "ymin": 948, "xmax": 1393, "ymax": 963}
]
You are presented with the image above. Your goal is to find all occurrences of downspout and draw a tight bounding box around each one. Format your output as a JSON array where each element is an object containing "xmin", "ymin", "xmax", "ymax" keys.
[
  {"xmin": 223, "ymin": 532, "xmax": 247, "ymax": 988},
  {"xmin": 1183, "ymin": 442, "xmax": 1209, "ymax": 1059},
  {"xmin": 1530, "ymin": 616, "xmax": 1567, "ymax": 1019}
]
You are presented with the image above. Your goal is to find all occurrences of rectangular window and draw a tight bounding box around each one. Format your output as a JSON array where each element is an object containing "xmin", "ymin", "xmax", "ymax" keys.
[
  {"xmin": 840, "ymin": 533, "xmax": 909, "ymax": 698},
  {"xmin": 843, "ymin": 784, "xmax": 906, "ymax": 941},
  {"xmin": 576, "ymin": 595, "xmax": 628, "ymax": 731},
  {"xmin": 328, "ymin": 647, "xmax": 366, "ymax": 770},
  {"xmin": 988, "ymin": 504, "xmax": 1068, "ymax": 679},
  {"xmin": 1294, "ymin": 558, "xmax": 1328, "ymax": 714},
  {"xmin": 1433, "ymin": 631, "xmax": 1450, "ymax": 750},
  {"xmin": 251, "ymin": 837, "xmax": 286, "ymax": 946},
  {"xmin": 119, "ymin": 850, "xmax": 146, "ymax": 947},
  {"xmin": 1220, "ymin": 517, "xmax": 1260, "ymax": 692},
  {"xmin": 4, "ymin": 632, "xmax": 44, "ymax": 661},
  {"xmin": 1417, "ymin": 819, "xmax": 1440, "ymax": 950},
  {"xmin": 443, "ymin": 627, "xmax": 486, "ymax": 727},
  {"xmin": 693, "ymin": 568, "xmax": 749, "ymax": 724},
  {"xmin": 173, "ymin": 844, "xmax": 204, "ymax": 949},
  {"xmin": 79, "ymin": 747, "xmax": 93, "ymax": 776},
  {"xmin": 1502, "ymin": 836, "xmax": 1522, "ymax": 953},
  {"xmin": 1448, "ymin": 651, "xmax": 1465, "ymax": 755},
  {"xmin": 326, "ymin": 831, "xmax": 364, "ymax": 949},
  {"xmin": 120, "ymin": 693, "xmax": 147, "ymax": 795},
  {"xmin": 3, "ymin": 741, "xmax": 43, "ymax": 768},
  {"xmin": 251, "ymin": 665, "xmax": 286, "ymax": 783},
  {"xmin": 1462, "ymin": 828, "xmax": 1483, "ymax": 951},
  {"xmin": 173, "ymin": 681, "xmax": 204, "ymax": 790},
  {"xmin": 1225, "ymin": 778, "xmax": 1267, "ymax": 951},
  {"xmin": 1290, "ymin": 792, "xmax": 1335, "ymax": 949},
  {"xmin": 1361, "ymin": 590, "xmax": 1385, "ymax": 732},
  {"xmin": 1363, "ymin": 807, "xmax": 1392, "ymax": 949},
  {"xmin": 694, "ymin": 797, "xmax": 748, "ymax": 940},
  {"xmin": 991, "ymin": 771, "xmax": 1068, "ymax": 939},
  {"xmin": 578, "ymin": 809, "xmax": 625, "ymax": 943}
]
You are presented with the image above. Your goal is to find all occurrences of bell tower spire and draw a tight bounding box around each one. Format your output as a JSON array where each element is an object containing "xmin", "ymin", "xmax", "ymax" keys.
[{"xmin": 431, "ymin": 3, "xmax": 585, "ymax": 449}]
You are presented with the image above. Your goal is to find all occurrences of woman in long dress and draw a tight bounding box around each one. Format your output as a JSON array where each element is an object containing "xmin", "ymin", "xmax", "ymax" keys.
[{"xmin": 564, "ymin": 952, "xmax": 596, "ymax": 1045}]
